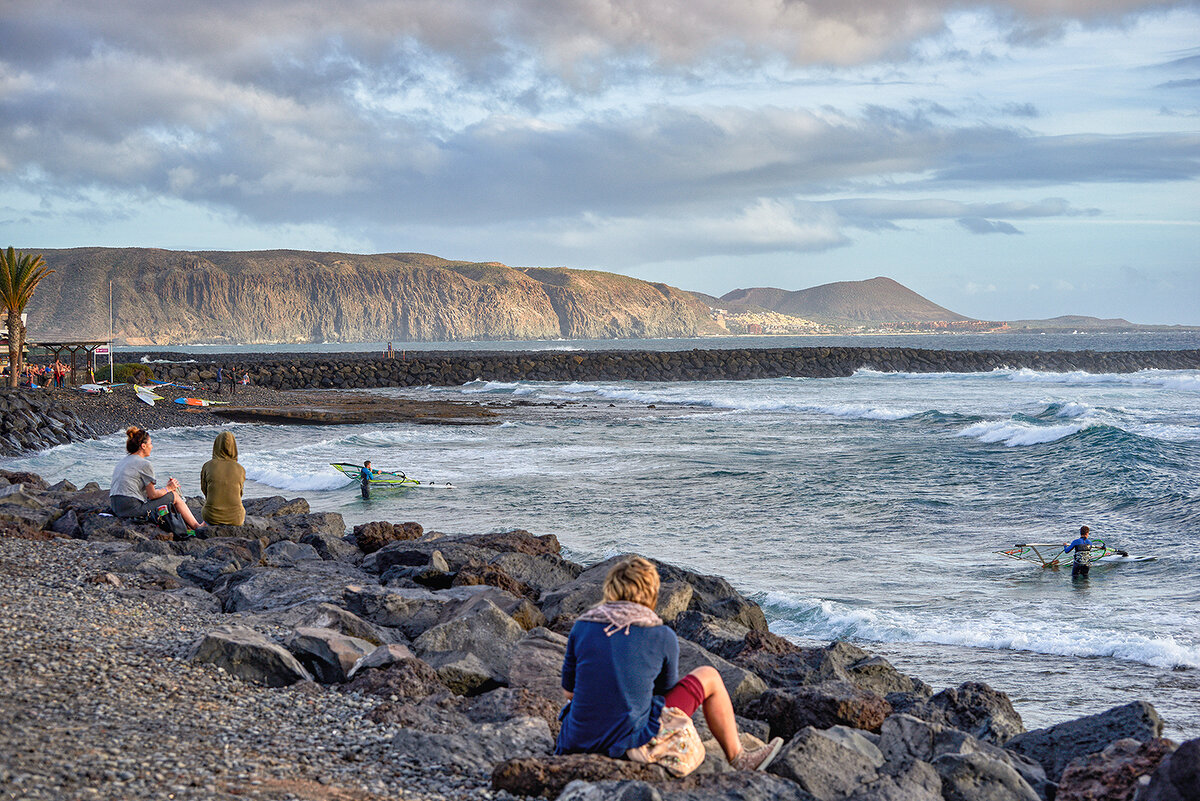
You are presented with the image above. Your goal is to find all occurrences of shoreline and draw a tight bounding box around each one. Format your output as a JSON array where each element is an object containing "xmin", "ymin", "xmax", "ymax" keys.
[{"xmin": 0, "ymin": 469, "xmax": 1192, "ymax": 800}]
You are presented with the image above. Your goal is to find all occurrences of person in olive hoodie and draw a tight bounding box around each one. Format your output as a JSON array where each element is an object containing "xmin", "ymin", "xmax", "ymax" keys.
[{"xmin": 200, "ymin": 431, "xmax": 246, "ymax": 525}]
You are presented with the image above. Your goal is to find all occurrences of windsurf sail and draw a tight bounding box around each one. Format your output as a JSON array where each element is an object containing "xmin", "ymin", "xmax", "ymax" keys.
[
  {"xmin": 135, "ymin": 385, "xmax": 164, "ymax": 406},
  {"xmin": 329, "ymin": 462, "xmax": 452, "ymax": 488},
  {"xmin": 79, "ymin": 383, "xmax": 112, "ymax": 394},
  {"xmin": 996, "ymin": 539, "xmax": 1129, "ymax": 567}
]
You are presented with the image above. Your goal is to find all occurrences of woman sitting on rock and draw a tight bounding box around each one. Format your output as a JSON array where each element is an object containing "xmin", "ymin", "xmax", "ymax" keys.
[
  {"xmin": 555, "ymin": 556, "xmax": 782, "ymax": 772},
  {"xmin": 200, "ymin": 431, "xmax": 246, "ymax": 526},
  {"xmin": 109, "ymin": 426, "xmax": 204, "ymax": 530}
]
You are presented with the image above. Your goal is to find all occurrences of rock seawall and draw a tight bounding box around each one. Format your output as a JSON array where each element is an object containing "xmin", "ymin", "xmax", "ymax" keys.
[
  {"xmin": 130, "ymin": 347, "xmax": 1200, "ymax": 391},
  {"xmin": 0, "ymin": 390, "xmax": 100, "ymax": 456}
]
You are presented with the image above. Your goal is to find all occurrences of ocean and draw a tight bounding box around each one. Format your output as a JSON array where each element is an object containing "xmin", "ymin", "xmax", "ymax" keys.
[{"xmin": 12, "ymin": 335, "xmax": 1200, "ymax": 741}]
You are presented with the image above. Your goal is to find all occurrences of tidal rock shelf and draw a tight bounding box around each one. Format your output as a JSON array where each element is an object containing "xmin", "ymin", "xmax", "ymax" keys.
[
  {"xmin": 1, "ymin": 468, "xmax": 1195, "ymax": 801},
  {"xmin": 127, "ymin": 347, "xmax": 1200, "ymax": 391}
]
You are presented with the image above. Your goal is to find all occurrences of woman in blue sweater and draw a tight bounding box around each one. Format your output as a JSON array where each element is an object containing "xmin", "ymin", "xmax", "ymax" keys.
[{"xmin": 555, "ymin": 556, "xmax": 782, "ymax": 772}]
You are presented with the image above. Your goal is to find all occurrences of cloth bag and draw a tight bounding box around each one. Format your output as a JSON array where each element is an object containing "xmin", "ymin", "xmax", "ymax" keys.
[{"xmin": 626, "ymin": 706, "xmax": 706, "ymax": 777}]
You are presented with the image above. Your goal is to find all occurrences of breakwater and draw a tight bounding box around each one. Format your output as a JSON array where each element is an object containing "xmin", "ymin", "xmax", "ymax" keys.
[
  {"xmin": 129, "ymin": 347, "xmax": 1200, "ymax": 391},
  {"xmin": 0, "ymin": 390, "xmax": 99, "ymax": 456}
]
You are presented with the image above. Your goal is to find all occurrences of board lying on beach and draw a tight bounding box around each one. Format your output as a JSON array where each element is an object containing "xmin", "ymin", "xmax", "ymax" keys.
[
  {"xmin": 135, "ymin": 385, "xmax": 164, "ymax": 406},
  {"xmin": 330, "ymin": 462, "xmax": 454, "ymax": 488},
  {"xmin": 996, "ymin": 540, "xmax": 1132, "ymax": 567},
  {"xmin": 173, "ymin": 397, "xmax": 229, "ymax": 407}
]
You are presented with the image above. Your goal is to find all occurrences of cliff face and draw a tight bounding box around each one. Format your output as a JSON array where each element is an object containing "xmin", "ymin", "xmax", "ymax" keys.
[{"xmin": 26, "ymin": 248, "xmax": 725, "ymax": 345}]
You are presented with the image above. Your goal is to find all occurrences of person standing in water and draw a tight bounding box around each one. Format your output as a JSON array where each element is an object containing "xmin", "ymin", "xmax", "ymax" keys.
[
  {"xmin": 360, "ymin": 460, "xmax": 375, "ymax": 500},
  {"xmin": 1063, "ymin": 525, "xmax": 1093, "ymax": 578}
]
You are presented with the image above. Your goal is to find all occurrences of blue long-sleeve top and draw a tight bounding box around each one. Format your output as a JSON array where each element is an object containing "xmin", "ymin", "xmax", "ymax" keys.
[
  {"xmin": 554, "ymin": 620, "xmax": 680, "ymax": 758},
  {"xmin": 1064, "ymin": 537, "xmax": 1091, "ymax": 554}
]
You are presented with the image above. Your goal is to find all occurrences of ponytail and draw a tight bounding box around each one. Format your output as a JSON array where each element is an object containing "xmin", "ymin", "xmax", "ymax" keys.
[{"xmin": 125, "ymin": 426, "xmax": 150, "ymax": 454}]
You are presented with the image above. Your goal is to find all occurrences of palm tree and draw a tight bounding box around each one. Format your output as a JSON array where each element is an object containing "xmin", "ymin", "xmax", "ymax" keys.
[{"xmin": 0, "ymin": 247, "xmax": 54, "ymax": 388}]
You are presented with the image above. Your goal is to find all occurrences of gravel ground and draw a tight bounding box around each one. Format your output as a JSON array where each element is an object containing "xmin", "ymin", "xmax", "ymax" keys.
[
  {"xmin": 0, "ymin": 536, "xmax": 518, "ymax": 801},
  {"xmin": 41, "ymin": 384, "xmax": 375, "ymax": 438}
]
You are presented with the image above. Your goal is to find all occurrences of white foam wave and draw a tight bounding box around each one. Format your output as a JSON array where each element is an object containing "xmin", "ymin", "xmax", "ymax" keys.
[
  {"xmin": 855, "ymin": 367, "xmax": 1200, "ymax": 394},
  {"xmin": 244, "ymin": 465, "xmax": 348, "ymax": 492},
  {"xmin": 768, "ymin": 595, "xmax": 1200, "ymax": 670},
  {"xmin": 1054, "ymin": 402, "xmax": 1092, "ymax": 419},
  {"xmin": 957, "ymin": 420, "xmax": 1088, "ymax": 446},
  {"xmin": 1007, "ymin": 369, "xmax": 1200, "ymax": 393}
]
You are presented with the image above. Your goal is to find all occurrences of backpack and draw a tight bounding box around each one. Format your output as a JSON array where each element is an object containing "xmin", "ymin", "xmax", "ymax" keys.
[{"xmin": 146, "ymin": 502, "xmax": 194, "ymax": 540}]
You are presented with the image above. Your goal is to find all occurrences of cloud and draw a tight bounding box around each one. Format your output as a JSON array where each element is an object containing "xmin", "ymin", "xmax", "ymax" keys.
[{"xmin": 957, "ymin": 217, "xmax": 1022, "ymax": 234}]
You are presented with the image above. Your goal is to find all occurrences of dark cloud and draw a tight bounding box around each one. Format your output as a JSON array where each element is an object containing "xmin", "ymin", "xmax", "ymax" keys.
[{"xmin": 957, "ymin": 217, "xmax": 1022, "ymax": 234}]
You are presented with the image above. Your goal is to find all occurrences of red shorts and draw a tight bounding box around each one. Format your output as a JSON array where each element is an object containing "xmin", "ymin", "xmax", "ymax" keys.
[{"xmin": 662, "ymin": 673, "xmax": 704, "ymax": 717}]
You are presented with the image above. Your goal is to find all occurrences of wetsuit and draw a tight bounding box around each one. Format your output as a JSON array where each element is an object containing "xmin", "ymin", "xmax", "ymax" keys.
[
  {"xmin": 1064, "ymin": 536, "xmax": 1092, "ymax": 577},
  {"xmin": 360, "ymin": 466, "xmax": 372, "ymax": 499}
]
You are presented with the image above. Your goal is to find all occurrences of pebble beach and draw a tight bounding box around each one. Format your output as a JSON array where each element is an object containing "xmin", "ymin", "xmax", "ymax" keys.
[{"xmin": 0, "ymin": 535, "xmax": 507, "ymax": 801}]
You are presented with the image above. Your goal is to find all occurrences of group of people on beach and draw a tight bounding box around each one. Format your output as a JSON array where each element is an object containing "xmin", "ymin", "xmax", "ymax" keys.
[
  {"xmin": 0, "ymin": 360, "xmax": 71, "ymax": 388},
  {"xmin": 109, "ymin": 426, "xmax": 246, "ymax": 534}
]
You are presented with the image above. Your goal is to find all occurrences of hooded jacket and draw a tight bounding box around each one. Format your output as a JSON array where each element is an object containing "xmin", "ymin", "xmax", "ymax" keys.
[{"xmin": 200, "ymin": 431, "xmax": 246, "ymax": 525}]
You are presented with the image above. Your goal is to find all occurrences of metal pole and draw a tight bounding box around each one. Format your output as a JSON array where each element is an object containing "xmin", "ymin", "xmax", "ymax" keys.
[{"xmin": 108, "ymin": 281, "xmax": 114, "ymax": 381}]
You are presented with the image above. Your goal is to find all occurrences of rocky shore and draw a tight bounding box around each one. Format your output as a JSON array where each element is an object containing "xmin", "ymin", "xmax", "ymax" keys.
[{"xmin": 0, "ymin": 469, "xmax": 1195, "ymax": 801}]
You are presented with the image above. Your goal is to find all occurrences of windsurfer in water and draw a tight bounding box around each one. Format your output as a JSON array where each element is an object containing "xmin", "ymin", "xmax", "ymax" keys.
[
  {"xmin": 1063, "ymin": 525, "xmax": 1093, "ymax": 578},
  {"xmin": 360, "ymin": 460, "xmax": 375, "ymax": 500}
]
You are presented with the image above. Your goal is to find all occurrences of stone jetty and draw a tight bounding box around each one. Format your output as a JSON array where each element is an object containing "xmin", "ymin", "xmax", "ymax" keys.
[
  {"xmin": 0, "ymin": 468, "xmax": 1194, "ymax": 801},
  {"xmin": 126, "ymin": 346, "xmax": 1200, "ymax": 392}
]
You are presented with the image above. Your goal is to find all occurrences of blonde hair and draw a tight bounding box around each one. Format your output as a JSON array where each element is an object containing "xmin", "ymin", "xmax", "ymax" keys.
[{"xmin": 602, "ymin": 556, "xmax": 660, "ymax": 610}]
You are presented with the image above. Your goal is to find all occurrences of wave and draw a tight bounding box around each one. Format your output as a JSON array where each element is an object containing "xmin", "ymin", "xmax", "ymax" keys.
[
  {"xmin": 766, "ymin": 594, "xmax": 1200, "ymax": 670},
  {"xmin": 854, "ymin": 367, "xmax": 1200, "ymax": 393},
  {"xmin": 957, "ymin": 419, "xmax": 1093, "ymax": 447},
  {"xmin": 244, "ymin": 464, "xmax": 348, "ymax": 492}
]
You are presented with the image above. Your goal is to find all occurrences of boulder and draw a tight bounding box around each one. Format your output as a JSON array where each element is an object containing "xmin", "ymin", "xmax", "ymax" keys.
[
  {"xmin": 1006, "ymin": 701, "xmax": 1164, "ymax": 781},
  {"xmin": 676, "ymin": 638, "xmax": 767, "ymax": 711},
  {"xmin": 933, "ymin": 751, "xmax": 1040, "ymax": 801},
  {"xmin": 465, "ymin": 686, "xmax": 564, "ymax": 737},
  {"xmin": 343, "ymin": 584, "xmax": 450, "ymax": 638},
  {"xmin": 920, "ymin": 682, "xmax": 1024, "ymax": 746},
  {"xmin": 452, "ymin": 562, "xmax": 537, "ymax": 599},
  {"xmin": 263, "ymin": 540, "xmax": 321, "ymax": 566},
  {"xmin": 389, "ymin": 716, "xmax": 553, "ymax": 774},
  {"xmin": 242, "ymin": 495, "xmax": 310, "ymax": 517},
  {"xmin": 490, "ymin": 551, "xmax": 583, "ymax": 595},
  {"xmin": 877, "ymin": 714, "xmax": 1050, "ymax": 800},
  {"xmin": 411, "ymin": 599, "xmax": 527, "ymax": 694},
  {"xmin": 346, "ymin": 643, "xmax": 416, "ymax": 679},
  {"xmin": 214, "ymin": 562, "xmax": 370, "ymax": 613},
  {"xmin": 1136, "ymin": 736, "xmax": 1199, "ymax": 801},
  {"xmin": 492, "ymin": 754, "xmax": 670, "ymax": 799},
  {"xmin": 295, "ymin": 602, "xmax": 404, "ymax": 645},
  {"xmin": 265, "ymin": 512, "xmax": 346, "ymax": 544},
  {"xmin": 673, "ymin": 611, "xmax": 754, "ymax": 661},
  {"xmin": 47, "ymin": 508, "xmax": 82, "ymax": 538},
  {"xmin": 1056, "ymin": 738, "xmax": 1177, "ymax": 801},
  {"xmin": 189, "ymin": 625, "xmax": 313, "ymax": 687},
  {"xmin": 744, "ymin": 682, "xmax": 892, "ymax": 739},
  {"xmin": 509, "ymin": 627, "xmax": 569, "ymax": 698},
  {"xmin": 513, "ymin": 769, "xmax": 818, "ymax": 801},
  {"xmin": 284, "ymin": 626, "xmax": 375, "ymax": 683},
  {"xmin": 367, "ymin": 696, "xmax": 471, "ymax": 733},
  {"xmin": 366, "ymin": 539, "xmax": 491, "ymax": 575},
  {"xmin": 768, "ymin": 725, "xmax": 882, "ymax": 799},
  {"xmin": 460, "ymin": 529, "xmax": 562, "ymax": 556},
  {"xmin": 850, "ymin": 760, "xmax": 942, "ymax": 801},
  {"xmin": 353, "ymin": 520, "xmax": 424, "ymax": 554},
  {"xmin": 734, "ymin": 639, "xmax": 927, "ymax": 699},
  {"xmin": 340, "ymin": 658, "xmax": 446, "ymax": 702},
  {"xmin": 0, "ymin": 484, "xmax": 46, "ymax": 508},
  {"xmin": 299, "ymin": 531, "xmax": 362, "ymax": 564}
]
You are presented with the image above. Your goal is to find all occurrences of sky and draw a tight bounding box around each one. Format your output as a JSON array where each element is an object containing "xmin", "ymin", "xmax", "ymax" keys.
[{"xmin": 1, "ymin": 1, "xmax": 1198, "ymax": 324}]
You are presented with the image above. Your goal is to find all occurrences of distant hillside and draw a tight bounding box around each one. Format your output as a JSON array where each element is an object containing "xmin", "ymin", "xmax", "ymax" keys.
[
  {"xmin": 1009, "ymin": 315, "xmax": 1135, "ymax": 330},
  {"xmin": 720, "ymin": 277, "xmax": 972, "ymax": 323},
  {"xmin": 26, "ymin": 248, "xmax": 725, "ymax": 345}
]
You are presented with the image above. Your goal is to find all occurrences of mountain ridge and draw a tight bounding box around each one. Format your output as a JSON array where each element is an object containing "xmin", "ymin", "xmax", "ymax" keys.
[
  {"xmin": 718, "ymin": 277, "xmax": 971, "ymax": 323},
  {"xmin": 26, "ymin": 247, "xmax": 725, "ymax": 345}
]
